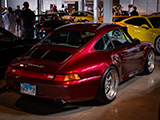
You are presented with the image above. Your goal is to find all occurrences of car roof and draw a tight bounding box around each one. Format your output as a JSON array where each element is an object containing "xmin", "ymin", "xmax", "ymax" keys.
[
  {"xmin": 120, "ymin": 15, "xmax": 160, "ymax": 23},
  {"xmin": 125, "ymin": 15, "xmax": 160, "ymax": 19},
  {"xmin": 55, "ymin": 23, "xmax": 121, "ymax": 33},
  {"xmin": 71, "ymin": 11, "xmax": 93, "ymax": 15}
]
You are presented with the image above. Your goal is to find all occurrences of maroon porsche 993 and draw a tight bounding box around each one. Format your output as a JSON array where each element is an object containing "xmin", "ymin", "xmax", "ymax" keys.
[{"xmin": 5, "ymin": 23, "xmax": 155, "ymax": 104}]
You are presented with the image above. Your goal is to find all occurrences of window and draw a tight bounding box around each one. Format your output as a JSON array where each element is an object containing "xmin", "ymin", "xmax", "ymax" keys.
[
  {"xmin": 125, "ymin": 18, "xmax": 151, "ymax": 27},
  {"xmin": 0, "ymin": 32, "xmax": 11, "ymax": 42},
  {"xmin": 107, "ymin": 29, "xmax": 132, "ymax": 48},
  {"xmin": 71, "ymin": 13, "xmax": 78, "ymax": 16},
  {"xmin": 71, "ymin": 12, "xmax": 88, "ymax": 16},
  {"xmin": 149, "ymin": 17, "xmax": 160, "ymax": 28},
  {"xmin": 94, "ymin": 34, "xmax": 114, "ymax": 51},
  {"xmin": 40, "ymin": 30, "xmax": 96, "ymax": 48}
]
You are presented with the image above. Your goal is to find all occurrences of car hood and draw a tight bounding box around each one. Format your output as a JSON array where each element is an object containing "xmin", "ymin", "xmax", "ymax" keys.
[{"xmin": 10, "ymin": 45, "xmax": 80, "ymax": 74}]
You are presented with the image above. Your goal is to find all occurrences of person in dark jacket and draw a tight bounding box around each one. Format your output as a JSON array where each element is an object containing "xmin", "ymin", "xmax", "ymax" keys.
[
  {"xmin": 18, "ymin": 1, "xmax": 35, "ymax": 39},
  {"xmin": 130, "ymin": 6, "xmax": 139, "ymax": 16}
]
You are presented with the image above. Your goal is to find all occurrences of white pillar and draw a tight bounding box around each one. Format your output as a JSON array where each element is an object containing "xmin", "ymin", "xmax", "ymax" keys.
[
  {"xmin": 4, "ymin": 0, "xmax": 7, "ymax": 8},
  {"xmin": 79, "ymin": 0, "xmax": 82, "ymax": 11},
  {"xmin": 35, "ymin": 0, "xmax": 42, "ymax": 15},
  {"xmin": 131, "ymin": 0, "xmax": 134, "ymax": 5},
  {"xmin": 103, "ymin": 0, "xmax": 112, "ymax": 23},
  {"xmin": 84, "ymin": 0, "xmax": 86, "ymax": 11},
  {"xmin": 0, "ymin": 0, "xmax": 2, "ymax": 26},
  {"xmin": 94, "ymin": 0, "xmax": 98, "ymax": 23}
]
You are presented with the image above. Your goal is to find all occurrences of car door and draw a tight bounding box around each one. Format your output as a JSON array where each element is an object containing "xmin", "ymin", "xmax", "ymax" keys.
[
  {"xmin": 107, "ymin": 28, "xmax": 144, "ymax": 79},
  {"xmin": 123, "ymin": 17, "xmax": 153, "ymax": 41}
]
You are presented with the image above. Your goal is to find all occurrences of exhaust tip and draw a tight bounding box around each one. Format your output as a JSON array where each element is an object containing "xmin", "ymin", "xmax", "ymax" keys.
[{"xmin": 55, "ymin": 98, "xmax": 66, "ymax": 105}]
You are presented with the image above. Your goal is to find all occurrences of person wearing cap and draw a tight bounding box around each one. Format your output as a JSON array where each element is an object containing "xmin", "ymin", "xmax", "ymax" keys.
[{"xmin": 18, "ymin": 1, "xmax": 35, "ymax": 39}]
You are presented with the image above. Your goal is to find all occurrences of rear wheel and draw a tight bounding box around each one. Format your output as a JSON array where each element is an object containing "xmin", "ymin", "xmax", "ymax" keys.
[
  {"xmin": 95, "ymin": 66, "xmax": 119, "ymax": 104},
  {"xmin": 155, "ymin": 37, "xmax": 160, "ymax": 54},
  {"xmin": 143, "ymin": 49, "xmax": 155, "ymax": 74}
]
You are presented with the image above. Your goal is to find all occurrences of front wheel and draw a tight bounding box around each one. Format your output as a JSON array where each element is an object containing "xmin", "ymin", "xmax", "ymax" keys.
[
  {"xmin": 95, "ymin": 66, "xmax": 119, "ymax": 104},
  {"xmin": 155, "ymin": 37, "xmax": 160, "ymax": 54},
  {"xmin": 143, "ymin": 49, "xmax": 155, "ymax": 74}
]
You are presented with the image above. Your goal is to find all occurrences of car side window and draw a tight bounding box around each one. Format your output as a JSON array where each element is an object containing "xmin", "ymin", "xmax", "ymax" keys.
[
  {"xmin": 71, "ymin": 13, "xmax": 78, "ymax": 16},
  {"xmin": 94, "ymin": 34, "xmax": 114, "ymax": 51},
  {"xmin": 107, "ymin": 29, "xmax": 131, "ymax": 47},
  {"xmin": 125, "ymin": 18, "xmax": 151, "ymax": 27},
  {"xmin": 0, "ymin": 32, "xmax": 11, "ymax": 42}
]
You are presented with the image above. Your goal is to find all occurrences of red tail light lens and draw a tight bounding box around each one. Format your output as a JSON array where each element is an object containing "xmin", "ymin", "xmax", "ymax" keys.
[{"xmin": 7, "ymin": 66, "xmax": 54, "ymax": 80}]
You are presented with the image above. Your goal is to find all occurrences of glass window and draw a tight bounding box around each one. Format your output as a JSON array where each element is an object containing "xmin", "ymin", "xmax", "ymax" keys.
[
  {"xmin": 84, "ymin": 11, "xmax": 93, "ymax": 15},
  {"xmin": 39, "ymin": 30, "xmax": 96, "ymax": 48},
  {"xmin": 0, "ymin": 32, "xmax": 11, "ymax": 42},
  {"xmin": 149, "ymin": 17, "xmax": 160, "ymax": 28},
  {"xmin": 71, "ymin": 13, "xmax": 78, "ymax": 16},
  {"xmin": 125, "ymin": 18, "xmax": 151, "ymax": 27},
  {"xmin": 94, "ymin": 34, "xmax": 114, "ymax": 51},
  {"xmin": 107, "ymin": 29, "xmax": 132, "ymax": 47}
]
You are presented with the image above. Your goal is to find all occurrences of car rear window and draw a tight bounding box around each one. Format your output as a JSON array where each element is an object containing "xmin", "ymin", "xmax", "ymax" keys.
[
  {"xmin": 25, "ymin": 49, "xmax": 72, "ymax": 62},
  {"xmin": 39, "ymin": 30, "xmax": 96, "ymax": 48}
]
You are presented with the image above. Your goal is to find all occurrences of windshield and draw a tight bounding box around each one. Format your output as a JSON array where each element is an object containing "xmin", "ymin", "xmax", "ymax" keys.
[
  {"xmin": 39, "ymin": 30, "xmax": 97, "ymax": 48},
  {"xmin": 149, "ymin": 17, "xmax": 160, "ymax": 28}
]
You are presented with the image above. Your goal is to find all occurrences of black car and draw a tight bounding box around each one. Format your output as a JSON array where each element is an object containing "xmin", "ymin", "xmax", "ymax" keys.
[
  {"xmin": 0, "ymin": 27, "xmax": 39, "ymax": 77},
  {"xmin": 34, "ymin": 20, "xmax": 70, "ymax": 39}
]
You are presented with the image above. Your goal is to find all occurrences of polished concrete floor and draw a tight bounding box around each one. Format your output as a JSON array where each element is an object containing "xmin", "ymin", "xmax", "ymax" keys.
[{"xmin": 0, "ymin": 56, "xmax": 160, "ymax": 120}]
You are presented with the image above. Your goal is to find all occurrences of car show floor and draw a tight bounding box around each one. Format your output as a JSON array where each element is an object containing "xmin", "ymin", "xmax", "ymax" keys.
[{"xmin": 0, "ymin": 56, "xmax": 160, "ymax": 120}]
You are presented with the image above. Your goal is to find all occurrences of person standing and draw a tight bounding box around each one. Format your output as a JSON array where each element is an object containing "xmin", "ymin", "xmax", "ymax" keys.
[
  {"xmin": 117, "ymin": 4, "xmax": 122, "ymax": 15},
  {"xmin": 14, "ymin": 5, "xmax": 21, "ymax": 31},
  {"xmin": 18, "ymin": 1, "xmax": 35, "ymax": 39},
  {"xmin": 130, "ymin": 6, "xmax": 139, "ymax": 16},
  {"xmin": 128, "ymin": 4, "xmax": 133, "ymax": 14},
  {"xmin": 2, "ymin": 7, "xmax": 16, "ymax": 34}
]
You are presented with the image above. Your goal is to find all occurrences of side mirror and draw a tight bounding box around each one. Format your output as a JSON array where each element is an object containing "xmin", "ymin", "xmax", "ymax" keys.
[
  {"xmin": 133, "ymin": 38, "xmax": 141, "ymax": 45},
  {"xmin": 140, "ymin": 24, "xmax": 149, "ymax": 30}
]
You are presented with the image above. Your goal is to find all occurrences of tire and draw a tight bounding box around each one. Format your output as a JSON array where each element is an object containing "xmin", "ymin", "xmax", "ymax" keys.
[
  {"xmin": 143, "ymin": 49, "xmax": 155, "ymax": 74},
  {"xmin": 95, "ymin": 66, "xmax": 119, "ymax": 104},
  {"xmin": 155, "ymin": 37, "xmax": 160, "ymax": 54}
]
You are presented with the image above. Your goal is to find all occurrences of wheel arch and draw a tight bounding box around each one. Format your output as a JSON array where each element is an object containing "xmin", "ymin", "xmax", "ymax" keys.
[
  {"xmin": 101, "ymin": 64, "xmax": 120, "ymax": 82},
  {"xmin": 154, "ymin": 35, "xmax": 160, "ymax": 52}
]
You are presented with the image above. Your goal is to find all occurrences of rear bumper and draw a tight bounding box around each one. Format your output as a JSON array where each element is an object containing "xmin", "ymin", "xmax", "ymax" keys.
[{"xmin": 5, "ymin": 74, "xmax": 101, "ymax": 102}]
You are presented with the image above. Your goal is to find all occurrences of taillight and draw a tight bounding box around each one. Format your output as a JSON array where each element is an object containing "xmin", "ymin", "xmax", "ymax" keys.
[
  {"xmin": 54, "ymin": 74, "xmax": 81, "ymax": 81},
  {"xmin": 7, "ymin": 66, "xmax": 54, "ymax": 80},
  {"xmin": 40, "ymin": 27, "xmax": 52, "ymax": 31}
]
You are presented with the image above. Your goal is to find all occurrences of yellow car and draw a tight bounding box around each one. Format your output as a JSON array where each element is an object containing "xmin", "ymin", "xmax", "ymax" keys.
[
  {"xmin": 117, "ymin": 15, "xmax": 160, "ymax": 54},
  {"xmin": 71, "ymin": 11, "xmax": 94, "ymax": 22}
]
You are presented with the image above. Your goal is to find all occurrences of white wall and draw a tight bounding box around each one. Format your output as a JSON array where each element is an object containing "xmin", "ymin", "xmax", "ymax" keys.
[
  {"xmin": 8, "ymin": 0, "xmax": 36, "ymax": 11},
  {"xmin": 120, "ymin": 0, "xmax": 131, "ymax": 11},
  {"xmin": 120, "ymin": 0, "xmax": 160, "ymax": 15},
  {"xmin": 4, "ymin": 0, "xmax": 63, "ymax": 13},
  {"xmin": 3, "ymin": 0, "xmax": 160, "ymax": 15}
]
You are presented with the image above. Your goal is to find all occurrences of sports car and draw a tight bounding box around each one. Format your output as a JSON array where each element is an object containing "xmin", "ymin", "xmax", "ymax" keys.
[
  {"xmin": 34, "ymin": 20, "xmax": 70, "ymax": 39},
  {"xmin": 5, "ymin": 23, "xmax": 155, "ymax": 104},
  {"xmin": 71, "ymin": 11, "xmax": 94, "ymax": 22},
  {"xmin": 117, "ymin": 15, "xmax": 160, "ymax": 54}
]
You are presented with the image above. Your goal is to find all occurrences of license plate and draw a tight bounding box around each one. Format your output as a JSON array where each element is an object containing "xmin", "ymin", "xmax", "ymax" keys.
[{"xmin": 20, "ymin": 83, "xmax": 36, "ymax": 96}]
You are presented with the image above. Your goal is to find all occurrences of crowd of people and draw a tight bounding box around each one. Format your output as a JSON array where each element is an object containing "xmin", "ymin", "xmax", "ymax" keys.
[
  {"xmin": 113, "ymin": 4, "xmax": 139, "ymax": 16},
  {"xmin": 1, "ymin": 1, "xmax": 35, "ymax": 40},
  {"xmin": 1, "ymin": 2, "xmax": 139, "ymax": 40}
]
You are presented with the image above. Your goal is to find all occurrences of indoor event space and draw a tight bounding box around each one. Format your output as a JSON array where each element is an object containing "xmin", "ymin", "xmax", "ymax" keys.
[{"xmin": 0, "ymin": 0, "xmax": 160, "ymax": 120}]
